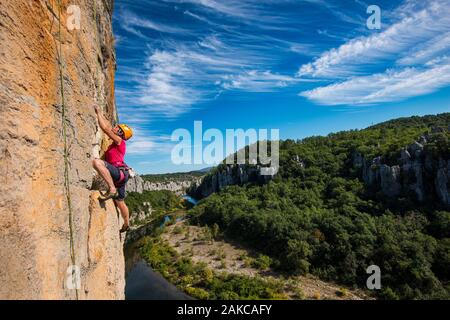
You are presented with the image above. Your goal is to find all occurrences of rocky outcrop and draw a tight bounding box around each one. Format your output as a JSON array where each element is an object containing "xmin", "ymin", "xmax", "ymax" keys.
[
  {"xmin": 129, "ymin": 202, "xmax": 153, "ymax": 225},
  {"xmin": 353, "ymin": 133, "xmax": 450, "ymax": 207},
  {"xmin": 127, "ymin": 174, "xmax": 146, "ymax": 193},
  {"xmin": 85, "ymin": 192, "xmax": 125, "ymax": 299},
  {"xmin": 127, "ymin": 174, "xmax": 202, "ymax": 196},
  {"xmin": 0, "ymin": 1, "xmax": 124, "ymax": 299},
  {"xmin": 188, "ymin": 164, "xmax": 274, "ymax": 199},
  {"xmin": 436, "ymin": 159, "xmax": 450, "ymax": 206}
]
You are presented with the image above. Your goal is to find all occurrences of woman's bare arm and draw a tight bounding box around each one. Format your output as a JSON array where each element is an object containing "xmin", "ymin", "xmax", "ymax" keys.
[{"xmin": 94, "ymin": 105, "xmax": 122, "ymax": 145}]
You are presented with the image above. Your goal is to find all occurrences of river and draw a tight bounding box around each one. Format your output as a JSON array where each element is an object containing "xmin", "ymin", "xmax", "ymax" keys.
[
  {"xmin": 124, "ymin": 194, "xmax": 197, "ymax": 300},
  {"xmin": 124, "ymin": 242, "xmax": 192, "ymax": 300}
]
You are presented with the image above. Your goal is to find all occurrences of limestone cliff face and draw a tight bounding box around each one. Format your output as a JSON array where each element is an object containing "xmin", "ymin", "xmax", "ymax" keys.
[
  {"xmin": 0, "ymin": 0, "xmax": 125, "ymax": 299},
  {"xmin": 188, "ymin": 164, "xmax": 274, "ymax": 199},
  {"xmin": 352, "ymin": 131, "xmax": 450, "ymax": 207},
  {"xmin": 128, "ymin": 174, "xmax": 202, "ymax": 196}
]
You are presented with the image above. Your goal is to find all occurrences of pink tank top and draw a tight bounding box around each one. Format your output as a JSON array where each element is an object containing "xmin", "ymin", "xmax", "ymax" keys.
[{"xmin": 105, "ymin": 140, "xmax": 126, "ymax": 167}]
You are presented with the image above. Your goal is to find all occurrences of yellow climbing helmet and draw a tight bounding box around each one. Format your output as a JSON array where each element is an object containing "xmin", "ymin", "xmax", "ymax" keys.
[{"xmin": 117, "ymin": 124, "xmax": 133, "ymax": 140}]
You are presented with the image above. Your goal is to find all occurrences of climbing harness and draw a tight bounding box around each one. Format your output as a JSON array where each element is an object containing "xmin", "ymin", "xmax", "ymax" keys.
[
  {"xmin": 114, "ymin": 166, "xmax": 130, "ymax": 188},
  {"xmin": 56, "ymin": 0, "xmax": 78, "ymax": 300}
]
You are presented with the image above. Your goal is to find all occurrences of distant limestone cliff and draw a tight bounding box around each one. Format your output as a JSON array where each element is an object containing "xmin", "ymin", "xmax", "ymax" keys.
[
  {"xmin": 353, "ymin": 129, "xmax": 450, "ymax": 207},
  {"xmin": 128, "ymin": 172, "xmax": 204, "ymax": 196},
  {"xmin": 189, "ymin": 117, "xmax": 450, "ymax": 209},
  {"xmin": 0, "ymin": 0, "xmax": 124, "ymax": 299},
  {"xmin": 188, "ymin": 164, "xmax": 274, "ymax": 199}
]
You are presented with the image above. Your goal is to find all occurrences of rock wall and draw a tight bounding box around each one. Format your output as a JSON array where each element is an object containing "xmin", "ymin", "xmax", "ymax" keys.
[
  {"xmin": 128, "ymin": 174, "xmax": 202, "ymax": 196},
  {"xmin": 188, "ymin": 164, "xmax": 274, "ymax": 199},
  {"xmin": 0, "ymin": 0, "xmax": 125, "ymax": 299},
  {"xmin": 129, "ymin": 201, "xmax": 152, "ymax": 225},
  {"xmin": 353, "ymin": 133, "xmax": 450, "ymax": 207}
]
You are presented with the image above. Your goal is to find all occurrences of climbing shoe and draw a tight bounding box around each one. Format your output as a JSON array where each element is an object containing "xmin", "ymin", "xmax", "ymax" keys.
[
  {"xmin": 98, "ymin": 190, "xmax": 119, "ymax": 201},
  {"xmin": 119, "ymin": 224, "xmax": 130, "ymax": 233}
]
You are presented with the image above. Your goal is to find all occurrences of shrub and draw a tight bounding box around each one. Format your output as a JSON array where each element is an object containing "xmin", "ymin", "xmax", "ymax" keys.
[
  {"xmin": 293, "ymin": 287, "xmax": 305, "ymax": 300},
  {"xmin": 173, "ymin": 226, "xmax": 183, "ymax": 235},
  {"xmin": 252, "ymin": 254, "xmax": 272, "ymax": 271},
  {"xmin": 336, "ymin": 288, "xmax": 348, "ymax": 297},
  {"xmin": 185, "ymin": 287, "xmax": 210, "ymax": 300}
]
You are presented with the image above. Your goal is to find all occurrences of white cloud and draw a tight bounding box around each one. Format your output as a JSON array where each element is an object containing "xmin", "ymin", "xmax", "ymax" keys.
[
  {"xmin": 115, "ymin": 2, "xmax": 339, "ymax": 119},
  {"xmin": 398, "ymin": 32, "xmax": 450, "ymax": 66},
  {"xmin": 120, "ymin": 9, "xmax": 187, "ymax": 36},
  {"xmin": 300, "ymin": 61, "xmax": 450, "ymax": 105},
  {"xmin": 173, "ymin": 0, "xmax": 265, "ymax": 20},
  {"xmin": 298, "ymin": 0, "xmax": 450, "ymax": 106},
  {"xmin": 127, "ymin": 138, "xmax": 155, "ymax": 154},
  {"xmin": 134, "ymin": 45, "xmax": 244, "ymax": 117},
  {"xmin": 298, "ymin": 0, "xmax": 450, "ymax": 78},
  {"xmin": 170, "ymin": 0, "xmax": 299, "ymax": 29},
  {"xmin": 126, "ymin": 32, "xmax": 282, "ymax": 117},
  {"xmin": 138, "ymin": 50, "xmax": 197, "ymax": 112},
  {"xmin": 219, "ymin": 70, "xmax": 298, "ymax": 92},
  {"xmin": 198, "ymin": 35, "xmax": 224, "ymax": 50},
  {"xmin": 186, "ymin": 0, "xmax": 251, "ymax": 18},
  {"xmin": 183, "ymin": 10, "xmax": 217, "ymax": 25},
  {"xmin": 126, "ymin": 129, "xmax": 174, "ymax": 155}
]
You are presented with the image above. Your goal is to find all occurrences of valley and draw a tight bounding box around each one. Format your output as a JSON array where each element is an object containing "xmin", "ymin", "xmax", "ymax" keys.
[{"xmin": 124, "ymin": 113, "xmax": 450, "ymax": 300}]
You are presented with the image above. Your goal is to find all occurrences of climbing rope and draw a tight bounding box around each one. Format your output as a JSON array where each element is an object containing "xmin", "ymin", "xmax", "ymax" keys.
[{"xmin": 56, "ymin": 0, "xmax": 79, "ymax": 300}]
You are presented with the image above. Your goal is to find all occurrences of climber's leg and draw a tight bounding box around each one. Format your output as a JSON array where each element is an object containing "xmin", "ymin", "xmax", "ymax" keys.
[
  {"xmin": 92, "ymin": 159, "xmax": 117, "ymax": 194},
  {"xmin": 114, "ymin": 199, "xmax": 130, "ymax": 232}
]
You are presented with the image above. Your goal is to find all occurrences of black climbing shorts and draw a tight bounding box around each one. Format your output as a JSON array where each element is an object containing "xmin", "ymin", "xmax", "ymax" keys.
[{"xmin": 104, "ymin": 161, "xmax": 128, "ymax": 201}]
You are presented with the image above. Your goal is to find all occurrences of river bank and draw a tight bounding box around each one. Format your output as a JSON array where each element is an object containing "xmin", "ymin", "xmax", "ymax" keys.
[
  {"xmin": 124, "ymin": 193, "xmax": 197, "ymax": 300},
  {"xmin": 126, "ymin": 217, "xmax": 370, "ymax": 299},
  {"xmin": 124, "ymin": 193, "xmax": 371, "ymax": 300},
  {"xmin": 124, "ymin": 240, "xmax": 192, "ymax": 300},
  {"xmin": 160, "ymin": 219, "xmax": 371, "ymax": 300}
]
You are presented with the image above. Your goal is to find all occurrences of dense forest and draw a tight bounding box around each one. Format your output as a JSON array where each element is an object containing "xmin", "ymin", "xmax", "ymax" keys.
[{"xmin": 190, "ymin": 113, "xmax": 450, "ymax": 299}]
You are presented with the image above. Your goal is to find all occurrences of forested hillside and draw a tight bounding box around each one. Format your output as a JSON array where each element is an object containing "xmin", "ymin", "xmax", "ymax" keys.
[{"xmin": 190, "ymin": 113, "xmax": 450, "ymax": 299}]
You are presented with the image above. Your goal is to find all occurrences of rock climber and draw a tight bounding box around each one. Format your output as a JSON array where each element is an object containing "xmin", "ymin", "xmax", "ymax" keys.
[{"xmin": 92, "ymin": 105, "xmax": 133, "ymax": 233}]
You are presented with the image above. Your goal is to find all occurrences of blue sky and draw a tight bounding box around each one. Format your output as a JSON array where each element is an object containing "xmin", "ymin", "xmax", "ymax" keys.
[{"xmin": 112, "ymin": 0, "xmax": 450, "ymax": 174}]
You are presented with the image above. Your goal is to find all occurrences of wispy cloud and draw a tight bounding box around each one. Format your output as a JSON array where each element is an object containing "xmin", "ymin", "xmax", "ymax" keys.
[
  {"xmin": 115, "ymin": 1, "xmax": 350, "ymax": 120},
  {"xmin": 219, "ymin": 70, "xmax": 299, "ymax": 92},
  {"xmin": 127, "ymin": 137, "xmax": 155, "ymax": 154},
  {"xmin": 119, "ymin": 9, "xmax": 188, "ymax": 37},
  {"xmin": 300, "ymin": 59, "xmax": 450, "ymax": 105},
  {"xmin": 183, "ymin": 10, "xmax": 216, "ymax": 25},
  {"xmin": 170, "ymin": 0, "xmax": 307, "ymax": 31},
  {"xmin": 121, "ymin": 32, "xmax": 289, "ymax": 117},
  {"xmin": 298, "ymin": 0, "xmax": 450, "ymax": 105},
  {"xmin": 298, "ymin": 0, "xmax": 450, "ymax": 78},
  {"xmin": 126, "ymin": 127, "xmax": 173, "ymax": 155},
  {"xmin": 116, "ymin": 0, "xmax": 450, "ymax": 117},
  {"xmin": 179, "ymin": 0, "xmax": 256, "ymax": 19},
  {"xmin": 135, "ymin": 46, "xmax": 240, "ymax": 115},
  {"xmin": 397, "ymin": 32, "xmax": 450, "ymax": 66}
]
